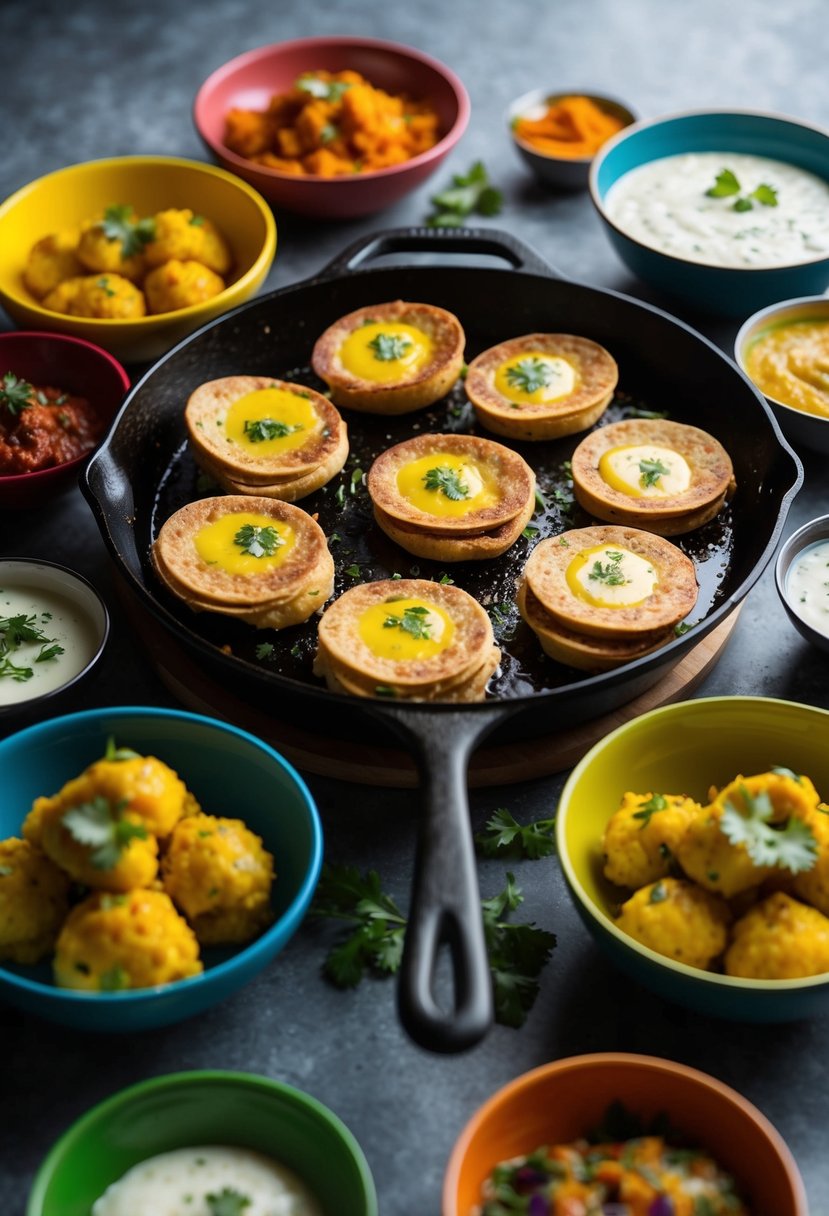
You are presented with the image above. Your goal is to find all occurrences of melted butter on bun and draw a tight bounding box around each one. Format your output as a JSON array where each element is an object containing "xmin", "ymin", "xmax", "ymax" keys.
[
  {"xmin": 224, "ymin": 386, "xmax": 322, "ymax": 456},
  {"xmin": 338, "ymin": 322, "xmax": 434, "ymax": 383},
  {"xmin": 566, "ymin": 544, "xmax": 659, "ymax": 609},
  {"xmin": 193, "ymin": 512, "xmax": 296, "ymax": 576},
  {"xmin": 599, "ymin": 444, "xmax": 692, "ymax": 499},
  {"xmin": 493, "ymin": 351, "xmax": 577, "ymax": 406},
  {"xmin": 396, "ymin": 453, "xmax": 500, "ymax": 519},
  {"xmin": 359, "ymin": 596, "xmax": 455, "ymax": 661}
]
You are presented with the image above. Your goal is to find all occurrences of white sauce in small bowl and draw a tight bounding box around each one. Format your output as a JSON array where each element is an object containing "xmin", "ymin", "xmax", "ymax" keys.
[
  {"xmin": 786, "ymin": 539, "xmax": 829, "ymax": 638},
  {"xmin": 0, "ymin": 563, "xmax": 106, "ymax": 707},
  {"xmin": 92, "ymin": 1144, "xmax": 324, "ymax": 1216},
  {"xmin": 604, "ymin": 151, "xmax": 829, "ymax": 268}
]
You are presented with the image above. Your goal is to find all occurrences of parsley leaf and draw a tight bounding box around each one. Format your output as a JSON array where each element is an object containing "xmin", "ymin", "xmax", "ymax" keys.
[
  {"xmin": 0, "ymin": 371, "xmax": 34, "ymax": 415},
  {"xmin": 295, "ymin": 74, "xmax": 352, "ymax": 103},
  {"xmin": 638, "ymin": 456, "xmax": 670, "ymax": 487},
  {"xmin": 505, "ymin": 357, "xmax": 556, "ymax": 394},
  {"xmin": 475, "ymin": 808, "xmax": 556, "ymax": 859},
  {"xmin": 206, "ymin": 1189, "xmax": 252, "ymax": 1216},
  {"xmin": 243, "ymin": 417, "xmax": 303, "ymax": 442},
  {"xmin": 368, "ymin": 333, "xmax": 412, "ymax": 361},
  {"xmin": 752, "ymin": 182, "xmax": 778, "ymax": 207},
  {"xmin": 422, "ymin": 465, "xmax": 469, "ymax": 500},
  {"xmin": 255, "ymin": 642, "xmax": 275, "ymax": 659},
  {"xmin": 99, "ymin": 204, "xmax": 156, "ymax": 259},
  {"xmin": 426, "ymin": 160, "xmax": 503, "ymax": 227},
  {"xmin": 771, "ymin": 765, "xmax": 802, "ymax": 784},
  {"xmin": 632, "ymin": 793, "xmax": 668, "ymax": 827},
  {"xmin": 104, "ymin": 737, "xmax": 142, "ymax": 762},
  {"xmin": 233, "ymin": 524, "xmax": 283, "ymax": 558},
  {"xmin": 706, "ymin": 168, "xmax": 741, "ymax": 198},
  {"xmin": 588, "ymin": 552, "xmax": 627, "ymax": 586},
  {"xmin": 383, "ymin": 604, "xmax": 433, "ymax": 640},
  {"xmin": 62, "ymin": 797, "xmax": 148, "ymax": 870},
  {"xmin": 704, "ymin": 169, "xmax": 778, "ymax": 213},
  {"xmin": 482, "ymin": 873, "xmax": 557, "ymax": 1028},
  {"xmin": 720, "ymin": 784, "xmax": 818, "ymax": 874}
]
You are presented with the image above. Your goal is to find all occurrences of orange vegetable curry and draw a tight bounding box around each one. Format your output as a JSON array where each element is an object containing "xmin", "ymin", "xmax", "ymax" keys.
[
  {"xmin": 0, "ymin": 372, "xmax": 100, "ymax": 476},
  {"xmin": 513, "ymin": 94, "xmax": 625, "ymax": 159}
]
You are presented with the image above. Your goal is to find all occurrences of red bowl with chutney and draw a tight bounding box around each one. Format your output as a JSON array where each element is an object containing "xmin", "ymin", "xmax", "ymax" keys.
[{"xmin": 0, "ymin": 331, "xmax": 129, "ymax": 509}]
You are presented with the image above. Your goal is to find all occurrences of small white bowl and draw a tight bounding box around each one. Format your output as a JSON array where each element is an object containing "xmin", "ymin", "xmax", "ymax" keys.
[
  {"xmin": 775, "ymin": 514, "xmax": 829, "ymax": 654},
  {"xmin": 0, "ymin": 559, "xmax": 109, "ymax": 718},
  {"xmin": 735, "ymin": 295, "xmax": 829, "ymax": 456}
]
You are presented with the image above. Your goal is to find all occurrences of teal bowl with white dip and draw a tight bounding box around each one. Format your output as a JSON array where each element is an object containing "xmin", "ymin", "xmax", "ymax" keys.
[{"xmin": 590, "ymin": 110, "xmax": 829, "ymax": 316}]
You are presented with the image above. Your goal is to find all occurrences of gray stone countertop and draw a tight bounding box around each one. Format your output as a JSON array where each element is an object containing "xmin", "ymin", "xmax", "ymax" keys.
[{"xmin": 1, "ymin": 0, "xmax": 828, "ymax": 1212}]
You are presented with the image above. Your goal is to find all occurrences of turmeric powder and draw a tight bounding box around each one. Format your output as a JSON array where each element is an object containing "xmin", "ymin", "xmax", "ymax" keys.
[
  {"xmin": 513, "ymin": 94, "xmax": 625, "ymax": 159},
  {"xmin": 224, "ymin": 69, "xmax": 441, "ymax": 177}
]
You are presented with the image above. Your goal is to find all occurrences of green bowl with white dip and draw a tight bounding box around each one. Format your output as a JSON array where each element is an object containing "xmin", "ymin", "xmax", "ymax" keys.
[{"xmin": 590, "ymin": 109, "xmax": 829, "ymax": 316}]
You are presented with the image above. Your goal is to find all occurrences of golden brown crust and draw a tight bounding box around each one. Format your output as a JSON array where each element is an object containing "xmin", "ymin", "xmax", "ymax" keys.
[
  {"xmin": 373, "ymin": 494, "xmax": 535, "ymax": 562},
  {"xmin": 466, "ymin": 333, "xmax": 618, "ymax": 439},
  {"xmin": 367, "ymin": 432, "xmax": 535, "ymax": 536},
  {"xmin": 571, "ymin": 419, "xmax": 735, "ymax": 531},
  {"xmin": 185, "ymin": 376, "xmax": 347, "ymax": 481},
  {"xmin": 317, "ymin": 644, "xmax": 501, "ymax": 702},
  {"xmin": 190, "ymin": 425, "xmax": 349, "ymax": 502},
  {"xmin": 311, "ymin": 300, "xmax": 465, "ymax": 414},
  {"xmin": 152, "ymin": 495, "xmax": 328, "ymax": 608},
  {"xmin": 523, "ymin": 527, "xmax": 698, "ymax": 638}
]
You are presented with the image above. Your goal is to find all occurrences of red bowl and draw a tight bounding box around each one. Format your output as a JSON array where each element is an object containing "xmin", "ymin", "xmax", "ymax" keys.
[
  {"xmin": 193, "ymin": 36, "xmax": 470, "ymax": 219},
  {"xmin": 0, "ymin": 331, "xmax": 129, "ymax": 509}
]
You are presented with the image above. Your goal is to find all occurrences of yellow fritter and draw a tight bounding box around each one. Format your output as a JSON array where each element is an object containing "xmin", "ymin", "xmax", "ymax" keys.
[
  {"xmin": 144, "ymin": 208, "xmax": 232, "ymax": 274},
  {"xmin": 143, "ymin": 259, "xmax": 225, "ymax": 313},
  {"xmin": 614, "ymin": 877, "xmax": 731, "ymax": 969},
  {"xmin": 22, "ymin": 230, "xmax": 83, "ymax": 298},
  {"xmin": 76, "ymin": 215, "xmax": 147, "ymax": 281},
  {"xmin": 0, "ymin": 838, "xmax": 71, "ymax": 965},
  {"xmin": 602, "ymin": 792, "xmax": 701, "ymax": 888},
  {"xmin": 42, "ymin": 273, "xmax": 146, "ymax": 319},
  {"xmin": 725, "ymin": 892, "xmax": 829, "ymax": 979}
]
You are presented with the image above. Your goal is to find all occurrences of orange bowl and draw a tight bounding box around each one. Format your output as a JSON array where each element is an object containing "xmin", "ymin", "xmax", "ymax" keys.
[{"xmin": 442, "ymin": 1052, "xmax": 808, "ymax": 1216}]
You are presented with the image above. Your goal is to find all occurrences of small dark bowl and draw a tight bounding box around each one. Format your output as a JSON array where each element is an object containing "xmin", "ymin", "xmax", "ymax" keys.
[
  {"xmin": 776, "ymin": 514, "xmax": 829, "ymax": 653},
  {"xmin": 0, "ymin": 331, "xmax": 129, "ymax": 509},
  {"xmin": 507, "ymin": 88, "xmax": 637, "ymax": 190}
]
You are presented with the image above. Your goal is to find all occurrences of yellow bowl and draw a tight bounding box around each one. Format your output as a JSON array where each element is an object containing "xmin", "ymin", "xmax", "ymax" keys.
[
  {"xmin": 556, "ymin": 695, "xmax": 829, "ymax": 1021},
  {"xmin": 0, "ymin": 156, "xmax": 277, "ymax": 363}
]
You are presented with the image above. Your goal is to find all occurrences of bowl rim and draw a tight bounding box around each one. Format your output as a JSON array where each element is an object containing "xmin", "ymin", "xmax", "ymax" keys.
[
  {"xmin": 556, "ymin": 693, "xmax": 829, "ymax": 991},
  {"xmin": 0, "ymin": 330, "xmax": 130, "ymax": 489},
  {"xmin": 27, "ymin": 1068, "xmax": 378, "ymax": 1215},
  {"xmin": 0, "ymin": 704, "xmax": 323, "ymax": 1003},
  {"xmin": 442, "ymin": 1050, "xmax": 808, "ymax": 1214},
  {"xmin": 0, "ymin": 155, "xmax": 277, "ymax": 327},
  {"xmin": 193, "ymin": 34, "xmax": 471, "ymax": 185},
  {"xmin": 0, "ymin": 558, "xmax": 110, "ymax": 717},
  {"xmin": 775, "ymin": 512, "xmax": 829, "ymax": 630},
  {"xmin": 734, "ymin": 294, "xmax": 829, "ymax": 426},
  {"xmin": 505, "ymin": 87, "xmax": 637, "ymax": 165},
  {"xmin": 588, "ymin": 106, "xmax": 829, "ymax": 273}
]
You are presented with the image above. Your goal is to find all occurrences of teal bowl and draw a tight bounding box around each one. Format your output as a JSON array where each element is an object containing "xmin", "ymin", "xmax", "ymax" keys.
[
  {"xmin": 0, "ymin": 706, "xmax": 323, "ymax": 1031},
  {"xmin": 27, "ymin": 1070, "xmax": 378, "ymax": 1216},
  {"xmin": 556, "ymin": 696, "xmax": 829, "ymax": 1021},
  {"xmin": 590, "ymin": 110, "xmax": 829, "ymax": 316}
]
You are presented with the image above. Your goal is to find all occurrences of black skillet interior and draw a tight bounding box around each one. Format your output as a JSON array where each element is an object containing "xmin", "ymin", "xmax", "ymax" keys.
[{"xmin": 87, "ymin": 227, "xmax": 801, "ymax": 745}]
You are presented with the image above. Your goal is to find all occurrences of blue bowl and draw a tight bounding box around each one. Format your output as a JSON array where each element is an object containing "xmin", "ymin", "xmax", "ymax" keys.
[
  {"xmin": 590, "ymin": 109, "xmax": 829, "ymax": 316},
  {"xmin": 0, "ymin": 706, "xmax": 323, "ymax": 1031}
]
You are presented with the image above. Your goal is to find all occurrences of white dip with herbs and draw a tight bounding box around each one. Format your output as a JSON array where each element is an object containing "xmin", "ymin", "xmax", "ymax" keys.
[
  {"xmin": 604, "ymin": 151, "xmax": 829, "ymax": 268},
  {"xmin": 0, "ymin": 582, "xmax": 99, "ymax": 707},
  {"xmin": 786, "ymin": 539, "xmax": 829, "ymax": 638},
  {"xmin": 91, "ymin": 1145, "xmax": 324, "ymax": 1216}
]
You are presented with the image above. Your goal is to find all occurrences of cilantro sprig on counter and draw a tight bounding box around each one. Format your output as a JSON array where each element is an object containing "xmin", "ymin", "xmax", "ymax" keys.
[
  {"xmin": 425, "ymin": 160, "xmax": 503, "ymax": 227},
  {"xmin": 720, "ymin": 783, "xmax": 817, "ymax": 874},
  {"xmin": 475, "ymin": 808, "xmax": 556, "ymax": 860}
]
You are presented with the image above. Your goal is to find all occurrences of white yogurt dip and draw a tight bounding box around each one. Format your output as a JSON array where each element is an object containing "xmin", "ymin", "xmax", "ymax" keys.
[
  {"xmin": 786, "ymin": 539, "xmax": 829, "ymax": 638},
  {"xmin": 604, "ymin": 151, "xmax": 829, "ymax": 268},
  {"xmin": 0, "ymin": 579, "xmax": 101, "ymax": 707},
  {"xmin": 92, "ymin": 1144, "xmax": 324, "ymax": 1216}
]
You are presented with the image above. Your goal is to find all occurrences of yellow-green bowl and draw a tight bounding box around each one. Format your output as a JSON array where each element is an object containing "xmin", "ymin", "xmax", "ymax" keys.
[
  {"xmin": 556, "ymin": 695, "xmax": 829, "ymax": 1021},
  {"xmin": 0, "ymin": 156, "xmax": 277, "ymax": 363}
]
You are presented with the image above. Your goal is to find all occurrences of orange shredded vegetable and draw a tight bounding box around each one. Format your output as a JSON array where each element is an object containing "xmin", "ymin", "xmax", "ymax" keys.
[
  {"xmin": 223, "ymin": 69, "xmax": 441, "ymax": 177},
  {"xmin": 513, "ymin": 94, "xmax": 625, "ymax": 159}
]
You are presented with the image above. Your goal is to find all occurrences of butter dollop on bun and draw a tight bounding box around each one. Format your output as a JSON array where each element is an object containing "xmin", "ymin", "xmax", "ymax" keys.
[
  {"xmin": 367, "ymin": 432, "xmax": 536, "ymax": 561},
  {"xmin": 518, "ymin": 525, "xmax": 698, "ymax": 671},
  {"xmin": 465, "ymin": 333, "xmax": 618, "ymax": 440},
  {"xmin": 185, "ymin": 376, "xmax": 348, "ymax": 501},
  {"xmin": 571, "ymin": 418, "xmax": 735, "ymax": 535},
  {"xmin": 311, "ymin": 300, "xmax": 465, "ymax": 413},
  {"xmin": 313, "ymin": 578, "xmax": 500, "ymax": 702},
  {"xmin": 152, "ymin": 495, "xmax": 334, "ymax": 629}
]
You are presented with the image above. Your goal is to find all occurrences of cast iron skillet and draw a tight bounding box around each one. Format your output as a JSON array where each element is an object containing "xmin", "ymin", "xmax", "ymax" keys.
[{"xmin": 83, "ymin": 228, "xmax": 801, "ymax": 1053}]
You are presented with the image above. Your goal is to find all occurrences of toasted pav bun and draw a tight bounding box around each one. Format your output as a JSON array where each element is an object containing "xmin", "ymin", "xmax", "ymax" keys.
[
  {"xmin": 186, "ymin": 376, "xmax": 348, "ymax": 483},
  {"xmin": 465, "ymin": 333, "xmax": 618, "ymax": 440},
  {"xmin": 189, "ymin": 425, "xmax": 349, "ymax": 503},
  {"xmin": 523, "ymin": 526, "xmax": 698, "ymax": 639},
  {"xmin": 152, "ymin": 496, "xmax": 333, "ymax": 627},
  {"xmin": 571, "ymin": 418, "xmax": 734, "ymax": 534},
  {"xmin": 372, "ymin": 493, "xmax": 535, "ymax": 562},
  {"xmin": 317, "ymin": 643, "xmax": 501, "ymax": 702},
  {"xmin": 311, "ymin": 300, "xmax": 465, "ymax": 414},
  {"xmin": 517, "ymin": 581, "xmax": 676, "ymax": 673},
  {"xmin": 314, "ymin": 579, "xmax": 497, "ymax": 698},
  {"xmin": 368, "ymin": 432, "xmax": 535, "ymax": 537}
]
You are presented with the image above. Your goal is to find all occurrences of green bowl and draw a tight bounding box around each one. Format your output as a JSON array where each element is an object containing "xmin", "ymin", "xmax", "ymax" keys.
[
  {"xmin": 556, "ymin": 695, "xmax": 829, "ymax": 1021},
  {"xmin": 27, "ymin": 1070, "xmax": 378, "ymax": 1216}
]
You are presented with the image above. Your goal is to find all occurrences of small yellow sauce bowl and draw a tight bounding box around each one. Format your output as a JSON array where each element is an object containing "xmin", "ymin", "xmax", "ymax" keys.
[{"xmin": 0, "ymin": 156, "xmax": 276, "ymax": 363}]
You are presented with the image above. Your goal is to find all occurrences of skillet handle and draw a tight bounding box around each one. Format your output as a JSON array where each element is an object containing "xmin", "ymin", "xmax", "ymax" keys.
[
  {"xmin": 316, "ymin": 226, "xmax": 563, "ymax": 280},
  {"xmin": 373, "ymin": 702, "xmax": 508, "ymax": 1053}
]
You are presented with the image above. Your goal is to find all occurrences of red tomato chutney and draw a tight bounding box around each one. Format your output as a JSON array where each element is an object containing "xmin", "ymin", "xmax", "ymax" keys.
[
  {"xmin": 476, "ymin": 1133, "xmax": 749, "ymax": 1215},
  {"xmin": 0, "ymin": 371, "xmax": 101, "ymax": 475}
]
